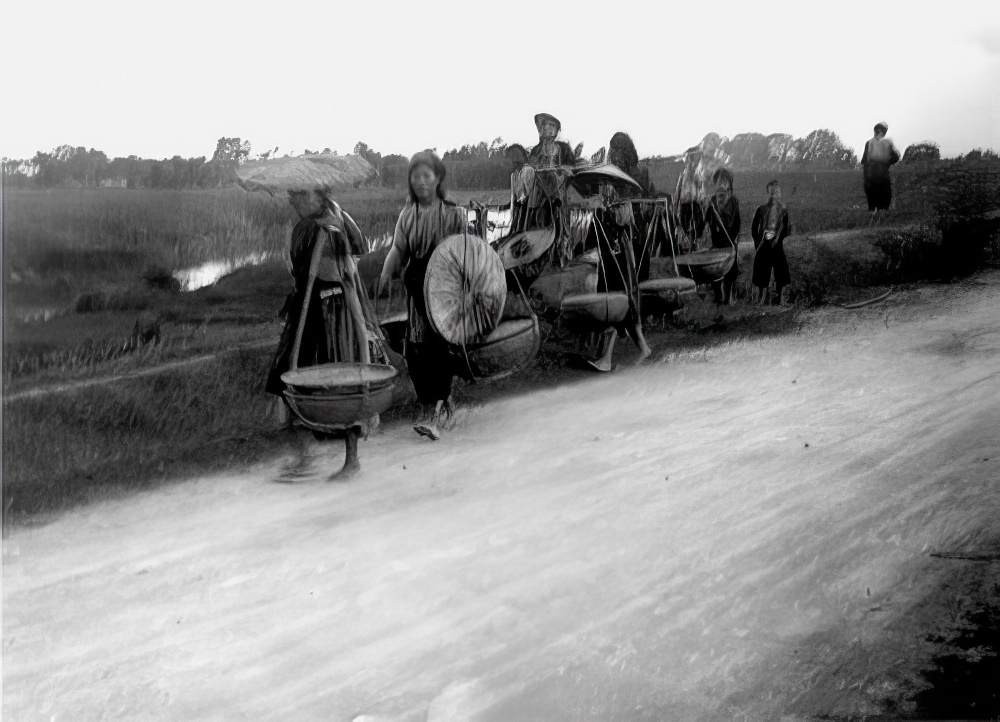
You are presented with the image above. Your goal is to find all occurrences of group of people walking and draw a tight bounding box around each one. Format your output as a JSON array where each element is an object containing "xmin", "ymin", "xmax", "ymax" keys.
[{"xmin": 264, "ymin": 118, "xmax": 900, "ymax": 479}]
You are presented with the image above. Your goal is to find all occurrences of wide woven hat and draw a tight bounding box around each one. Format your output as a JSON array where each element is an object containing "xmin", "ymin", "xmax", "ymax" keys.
[{"xmin": 424, "ymin": 234, "xmax": 506, "ymax": 346}]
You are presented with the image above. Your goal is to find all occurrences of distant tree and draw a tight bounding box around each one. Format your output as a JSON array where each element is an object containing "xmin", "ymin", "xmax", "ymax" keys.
[
  {"xmin": 381, "ymin": 153, "xmax": 410, "ymax": 187},
  {"xmin": 211, "ymin": 137, "xmax": 251, "ymax": 166},
  {"xmin": 902, "ymin": 141, "xmax": 940, "ymax": 163},
  {"xmin": 30, "ymin": 145, "xmax": 110, "ymax": 186},
  {"xmin": 354, "ymin": 141, "xmax": 382, "ymax": 167},
  {"xmin": 1, "ymin": 157, "xmax": 35, "ymax": 187},
  {"xmin": 791, "ymin": 129, "xmax": 857, "ymax": 169},
  {"xmin": 109, "ymin": 155, "xmax": 154, "ymax": 188},
  {"xmin": 205, "ymin": 137, "xmax": 251, "ymax": 187},
  {"xmin": 488, "ymin": 137, "xmax": 507, "ymax": 158},
  {"xmin": 958, "ymin": 147, "xmax": 998, "ymax": 162},
  {"xmin": 722, "ymin": 133, "xmax": 770, "ymax": 168}
]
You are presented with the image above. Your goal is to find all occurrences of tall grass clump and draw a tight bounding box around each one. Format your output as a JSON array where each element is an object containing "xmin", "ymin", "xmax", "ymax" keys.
[
  {"xmin": 2, "ymin": 346, "xmax": 281, "ymax": 519},
  {"xmin": 3, "ymin": 187, "xmax": 404, "ymax": 284},
  {"xmin": 874, "ymin": 165, "xmax": 1000, "ymax": 282}
]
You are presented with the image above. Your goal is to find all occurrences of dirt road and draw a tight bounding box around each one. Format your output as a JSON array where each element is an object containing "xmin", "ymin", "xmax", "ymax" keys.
[{"xmin": 4, "ymin": 274, "xmax": 999, "ymax": 721}]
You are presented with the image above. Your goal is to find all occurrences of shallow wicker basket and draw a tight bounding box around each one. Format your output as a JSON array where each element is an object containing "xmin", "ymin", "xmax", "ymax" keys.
[
  {"xmin": 280, "ymin": 362, "xmax": 398, "ymax": 429},
  {"xmin": 462, "ymin": 317, "xmax": 540, "ymax": 379},
  {"xmin": 560, "ymin": 292, "xmax": 630, "ymax": 328},
  {"xmin": 638, "ymin": 277, "xmax": 697, "ymax": 313},
  {"xmin": 283, "ymin": 385, "xmax": 396, "ymax": 429},
  {"xmin": 674, "ymin": 249, "xmax": 736, "ymax": 284},
  {"xmin": 281, "ymin": 362, "xmax": 398, "ymax": 395}
]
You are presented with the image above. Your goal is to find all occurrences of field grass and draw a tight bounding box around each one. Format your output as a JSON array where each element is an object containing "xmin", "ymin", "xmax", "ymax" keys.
[
  {"xmin": 2, "ymin": 344, "xmax": 283, "ymax": 519},
  {"xmin": 2, "ymin": 187, "xmax": 402, "ymax": 298},
  {"xmin": 644, "ymin": 164, "xmax": 1000, "ymax": 235}
]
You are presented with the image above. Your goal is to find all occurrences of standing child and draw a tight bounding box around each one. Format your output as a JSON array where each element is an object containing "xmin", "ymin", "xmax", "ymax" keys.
[{"xmin": 751, "ymin": 180, "xmax": 792, "ymax": 305}]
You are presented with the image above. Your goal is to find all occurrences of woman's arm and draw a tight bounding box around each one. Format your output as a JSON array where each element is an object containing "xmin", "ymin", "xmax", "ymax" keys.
[
  {"xmin": 730, "ymin": 203, "xmax": 741, "ymax": 242},
  {"xmin": 377, "ymin": 212, "xmax": 408, "ymax": 296},
  {"xmin": 377, "ymin": 246, "xmax": 402, "ymax": 298}
]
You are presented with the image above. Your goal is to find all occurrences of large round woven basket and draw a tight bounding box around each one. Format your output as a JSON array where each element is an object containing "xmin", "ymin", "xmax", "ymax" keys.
[
  {"xmin": 674, "ymin": 249, "xmax": 735, "ymax": 284},
  {"xmin": 281, "ymin": 362, "xmax": 398, "ymax": 430},
  {"xmin": 560, "ymin": 292, "xmax": 630, "ymax": 328},
  {"xmin": 639, "ymin": 277, "xmax": 697, "ymax": 315},
  {"xmin": 425, "ymin": 234, "xmax": 506, "ymax": 346},
  {"xmin": 463, "ymin": 317, "xmax": 540, "ymax": 379},
  {"xmin": 283, "ymin": 384, "xmax": 396, "ymax": 429}
]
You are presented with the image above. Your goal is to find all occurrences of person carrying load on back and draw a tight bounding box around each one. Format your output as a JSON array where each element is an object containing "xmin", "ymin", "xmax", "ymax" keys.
[
  {"xmin": 377, "ymin": 151, "xmax": 467, "ymax": 441},
  {"xmin": 527, "ymin": 112, "xmax": 576, "ymax": 230},
  {"xmin": 705, "ymin": 168, "xmax": 741, "ymax": 305},
  {"xmin": 266, "ymin": 188, "xmax": 381, "ymax": 481},
  {"xmin": 751, "ymin": 180, "xmax": 792, "ymax": 306}
]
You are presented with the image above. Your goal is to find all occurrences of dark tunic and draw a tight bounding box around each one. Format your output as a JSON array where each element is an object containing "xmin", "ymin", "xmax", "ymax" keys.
[
  {"xmin": 266, "ymin": 210, "xmax": 370, "ymax": 397},
  {"xmin": 861, "ymin": 137, "xmax": 901, "ymax": 211},
  {"xmin": 390, "ymin": 199, "xmax": 468, "ymax": 405},
  {"xmin": 706, "ymin": 195, "xmax": 742, "ymax": 302},
  {"xmin": 751, "ymin": 199, "xmax": 791, "ymax": 288}
]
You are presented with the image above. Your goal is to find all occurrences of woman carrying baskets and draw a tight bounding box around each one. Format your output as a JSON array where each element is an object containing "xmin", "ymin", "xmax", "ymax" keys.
[
  {"xmin": 705, "ymin": 168, "xmax": 741, "ymax": 305},
  {"xmin": 377, "ymin": 151, "xmax": 467, "ymax": 441},
  {"xmin": 266, "ymin": 189, "xmax": 385, "ymax": 480}
]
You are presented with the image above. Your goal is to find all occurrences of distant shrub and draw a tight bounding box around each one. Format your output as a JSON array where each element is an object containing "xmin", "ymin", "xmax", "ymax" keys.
[
  {"xmin": 787, "ymin": 238, "xmax": 887, "ymax": 305},
  {"xmin": 71, "ymin": 289, "xmax": 154, "ymax": 314},
  {"xmin": 142, "ymin": 265, "xmax": 181, "ymax": 291},
  {"xmin": 902, "ymin": 141, "xmax": 940, "ymax": 164},
  {"xmin": 874, "ymin": 166, "xmax": 1000, "ymax": 280}
]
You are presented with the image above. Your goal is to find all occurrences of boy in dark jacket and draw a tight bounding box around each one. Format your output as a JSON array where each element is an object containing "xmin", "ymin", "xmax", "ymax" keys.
[{"xmin": 751, "ymin": 180, "xmax": 791, "ymax": 305}]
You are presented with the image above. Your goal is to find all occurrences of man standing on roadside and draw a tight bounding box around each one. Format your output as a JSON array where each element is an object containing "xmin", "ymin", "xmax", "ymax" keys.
[
  {"xmin": 751, "ymin": 180, "xmax": 792, "ymax": 305},
  {"xmin": 861, "ymin": 121, "xmax": 901, "ymax": 215}
]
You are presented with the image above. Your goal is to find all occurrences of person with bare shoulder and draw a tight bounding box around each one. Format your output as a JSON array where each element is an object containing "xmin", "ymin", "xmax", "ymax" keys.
[{"xmin": 861, "ymin": 121, "xmax": 901, "ymax": 216}]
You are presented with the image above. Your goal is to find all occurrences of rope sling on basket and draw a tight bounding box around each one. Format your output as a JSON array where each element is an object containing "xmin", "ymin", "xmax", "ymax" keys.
[
  {"xmin": 673, "ymin": 201, "xmax": 737, "ymax": 285},
  {"xmin": 559, "ymin": 209, "xmax": 632, "ymax": 329},
  {"xmin": 281, "ymin": 225, "xmax": 398, "ymax": 432},
  {"xmin": 636, "ymin": 199, "xmax": 698, "ymax": 312}
]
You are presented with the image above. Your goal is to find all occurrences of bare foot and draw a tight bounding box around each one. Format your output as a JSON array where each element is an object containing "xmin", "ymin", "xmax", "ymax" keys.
[
  {"xmin": 327, "ymin": 460, "xmax": 360, "ymax": 482},
  {"xmin": 413, "ymin": 422, "xmax": 441, "ymax": 440},
  {"xmin": 276, "ymin": 457, "xmax": 314, "ymax": 483}
]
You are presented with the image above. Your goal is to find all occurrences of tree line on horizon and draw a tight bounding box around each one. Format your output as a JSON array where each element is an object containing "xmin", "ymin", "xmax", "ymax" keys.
[{"xmin": 3, "ymin": 132, "xmax": 996, "ymax": 191}]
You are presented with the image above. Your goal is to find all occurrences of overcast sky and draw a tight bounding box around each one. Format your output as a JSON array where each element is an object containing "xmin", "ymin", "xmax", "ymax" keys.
[{"xmin": 3, "ymin": 0, "xmax": 998, "ymax": 162}]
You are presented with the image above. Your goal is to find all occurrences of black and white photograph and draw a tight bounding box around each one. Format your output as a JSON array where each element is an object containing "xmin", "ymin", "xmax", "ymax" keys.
[{"xmin": 3, "ymin": 0, "xmax": 999, "ymax": 719}]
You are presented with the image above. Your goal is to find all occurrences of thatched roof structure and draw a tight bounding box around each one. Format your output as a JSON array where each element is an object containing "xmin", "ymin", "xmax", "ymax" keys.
[{"xmin": 236, "ymin": 153, "xmax": 376, "ymax": 193}]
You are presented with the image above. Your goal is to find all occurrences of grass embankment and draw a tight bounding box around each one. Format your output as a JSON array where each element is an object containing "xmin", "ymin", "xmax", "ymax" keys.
[{"xmin": 3, "ymin": 174, "xmax": 998, "ymax": 526}]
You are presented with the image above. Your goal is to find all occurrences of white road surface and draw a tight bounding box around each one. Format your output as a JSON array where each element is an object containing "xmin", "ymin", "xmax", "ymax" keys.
[{"xmin": 4, "ymin": 274, "xmax": 999, "ymax": 721}]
